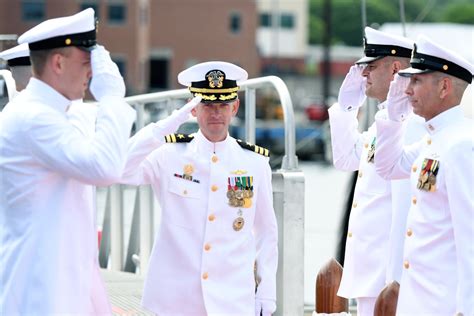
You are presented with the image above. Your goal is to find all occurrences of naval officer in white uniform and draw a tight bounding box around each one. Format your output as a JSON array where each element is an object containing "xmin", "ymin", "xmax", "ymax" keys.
[
  {"xmin": 0, "ymin": 9, "xmax": 136, "ymax": 315},
  {"xmin": 374, "ymin": 35, "xmax": 473, "ymax": 316},
  {"xmin": 0, "ymin": 43, "xmax": 31, "ymax": 99},
  {"xmin": 121, "ymin": 61, "xmax": 278, "ymax": 316},
  {"xmin": 328, "ymin": 27, "xmax": 426, "ymax": 315}
]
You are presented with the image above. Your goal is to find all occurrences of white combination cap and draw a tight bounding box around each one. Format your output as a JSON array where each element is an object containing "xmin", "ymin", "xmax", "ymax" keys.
[
  {"xmin": 399, "ymin": 35, "xmax": 473, "ymax": 84},
  {"xmin": 178, "ymin": 61, "xmax": 248, "ymax": 103},
  {"xmin": 356, "ymin": 26, "xmax": 414, "ymax": 64},
  {"xmin": 18, "ymin": 8, "xmax": 96, "ymax": 51},
  {"xmin": 0, "ymin": 43, "xmax": 30, "ymax": 67}
]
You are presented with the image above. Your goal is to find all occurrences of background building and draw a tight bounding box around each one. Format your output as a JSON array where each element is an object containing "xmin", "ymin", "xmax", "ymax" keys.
[
  {"xmin": 0, "ymin": 0, "xmax": 260, "ymax": 94},
  {"xmin": 256, "ymin": 0, "xmax": 308, "ymax": 74}
]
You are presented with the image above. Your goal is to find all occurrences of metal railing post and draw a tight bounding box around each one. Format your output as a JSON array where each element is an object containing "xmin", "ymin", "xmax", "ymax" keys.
[
  {"xmin": 244, "ymin": 87, "xmax": 256, "ymax": 143},
  {"xmin": 109, "ymin": 185, "xmax": 124, "ymax": 270}
]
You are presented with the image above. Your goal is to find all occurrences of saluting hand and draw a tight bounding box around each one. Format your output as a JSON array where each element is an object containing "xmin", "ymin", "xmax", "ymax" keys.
[
  {"xmin": 89, "ymin": 45, "xmax": 126, "ymax": 101},
  {"xmin": 153, "ymin": 96, "xmax": 202, "ymax": 137},
  {"xmin": 387, "ymin": 74, "xmax": 412, "ymax": 122},
  {"xmin": 338, "ymin": 65, "xmax": 367, "ymax": 111}
]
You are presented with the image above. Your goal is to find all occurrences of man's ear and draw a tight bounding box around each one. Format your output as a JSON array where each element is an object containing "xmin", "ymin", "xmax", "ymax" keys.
[
  {"xmin": 439, "ymin": 77, "xmax": 452, "ymax": 99},
  {"xmin": 392, "ymin": 61, "xmax": 402, "ymax": 75},
  {"xmin": 232, "ymin": 99, "xmax": 240, "ymax": 116},
  {"xmin": 191, "ymin": 107, "xmax": 197, "ymax": 117},
  {"xmin": 50, "ymin": 53, "xmax": 64, "ymax": 75}
]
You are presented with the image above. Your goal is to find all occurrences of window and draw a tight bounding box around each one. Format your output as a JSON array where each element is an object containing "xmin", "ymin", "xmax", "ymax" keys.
[
  {"xmin": 280, "ymin": 13, "xmax": 295, "ymax": 29},
  {"xmin": 22, "ymin": 1, "xmax": 45, "ymax": 21},
  {"xmin": 229, "ymin": 12, "xmax": 241, "ymax": 34},
  {"xmin": 259, "ymin": 13, "xmax": 272, "ymax": 27},
  {"xmin": 149, "ymin": 58, "xmax": 169, "ymax": 89},
  {"xmin": 108, "ymin": 4, "xmax": 126, "ymax": 24},
  {"xmin": 80, "ymin": 2, "xmax": 99, "ymax": 18}
]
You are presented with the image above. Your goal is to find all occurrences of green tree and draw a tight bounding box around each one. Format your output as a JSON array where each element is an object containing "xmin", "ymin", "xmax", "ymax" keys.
[
  {"xmin": 309, "ymin": 0, "xmax": 474, "ymax": 46},
  {"xmin": 440, "ymin": 3, "xmax": 474, "ymax": 24}
]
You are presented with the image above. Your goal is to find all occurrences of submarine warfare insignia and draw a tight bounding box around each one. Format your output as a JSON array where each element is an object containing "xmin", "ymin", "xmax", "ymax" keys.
[
  {"xmin": 417, "ymin": 158, "xmax": 439, "ymax": 192},
  {"xmin": 227, "ymin": 176, "xmax": 253, "ymax": 208},
  {"xmin": 174, "ymin": 163, "xmax": 200, "ymax": 183}
]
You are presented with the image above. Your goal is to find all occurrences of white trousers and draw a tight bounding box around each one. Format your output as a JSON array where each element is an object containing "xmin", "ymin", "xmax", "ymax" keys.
[{"xmin": 356, "ymin": 297, "xmax": 376, "ymax": 316}]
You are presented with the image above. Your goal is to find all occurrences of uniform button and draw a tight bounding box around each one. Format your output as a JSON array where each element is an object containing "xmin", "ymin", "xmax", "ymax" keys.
[
  {"xmin": 358, "ymin": 171, "xmax": 363, "ymax": 178},
  {"xmin": 348, "ymin": 232, "xmax": 352, "ymax": 238},
  {"xmin": 403, "ymin": 260, "xmax": 410, "ymax": 269},
  {"xmin": 364, "ymin": 143, "xmax": 369, "ymax": 148},
  {"xmin": 208, "ymin": 214, "xmax": 216, "ymax": 221},
  {"xmin": 456, "ymin": 313, "xmax": 464, "ymax": 316},
  {"xmin": 211, "ymin": 155, "xmax": 218, "ymax": 163},
  {"xmin": 427, "ymin": 138, "xmax": 432, "ymax": 145},
  {"xmin": 406, "ymin": 228, "xmax": 413, "ymax": 237},
  {"xmin": 202, "ymin": 272, "xmax": 208, "ymax": 280},
  {"xmin": 352, "ymin": 202, "xmax": 357, "ymax": 208},
  {"xmin": 211, "ymin": 185, "xmax": 218, "ymax": 192},
  {"xmin": 412, "ymin": 197, "xmax": 417, "ymax": 205},
  {"xmin": 204, "ymin": 243, "xmax": 211, "ymax": 251},
  {"xmin": 412, "ymin": 165, "xmax": 417, "ymax": 172},
  {"xmin": 183, "ymin": 189, "xmax": 188, "ymax": 195}
]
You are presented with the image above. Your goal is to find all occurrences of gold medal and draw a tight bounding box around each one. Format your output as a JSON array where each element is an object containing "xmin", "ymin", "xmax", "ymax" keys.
[
  {"xmin": 227, "ymin": 190, "xmax": 235, "ymax": 199},
  {"xmin": 235, "ymin": 190, "xmax": 244, "ymax": 199},
  {"xmin": 243, "ymin": 198, "xmax": 252, "ymax": 208},
  {"xmin": 421, "ymin": 172, "xmax": 428, "ymax": 183},
  {"xmin": 428, "ymin": 174, "xmax": 436, "ymax": 186},
  {"xmin": 233, "ymin": 217, "xmax": 245, "ymax": 231}
]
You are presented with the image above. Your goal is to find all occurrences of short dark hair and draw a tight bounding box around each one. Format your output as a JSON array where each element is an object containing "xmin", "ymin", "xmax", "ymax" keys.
[{"xmin": 29, "ymin": 47, "xmax": 70, "ymax": 76}]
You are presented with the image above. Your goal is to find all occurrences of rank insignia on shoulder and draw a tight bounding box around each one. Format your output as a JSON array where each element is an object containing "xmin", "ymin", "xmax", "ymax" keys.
[
  {"xmin": 236, "ymin": 139, "xmax": 270, "ymax": 157},
  {"xmin": 164, "ymin": 133, "xmax": 194, "ymax": 143}
]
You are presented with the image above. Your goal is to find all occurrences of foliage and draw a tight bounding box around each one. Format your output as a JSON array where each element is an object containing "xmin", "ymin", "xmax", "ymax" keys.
[{"xmin": 309, "ymin": 0, "xmax": 474, "ymax": 46}]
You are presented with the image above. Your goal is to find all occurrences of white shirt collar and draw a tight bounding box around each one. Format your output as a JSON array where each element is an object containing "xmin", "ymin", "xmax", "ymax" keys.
[
  {"xmin": 193, "ymin": 129, "xmax": 232, "ymax": 154},
  {"xmin": 424, "ymin": 105, "xmax": 464, "ymax": 134},
  {"xmin": 26, "ymin": 78, "xmax": 71, "ymax": 113}
]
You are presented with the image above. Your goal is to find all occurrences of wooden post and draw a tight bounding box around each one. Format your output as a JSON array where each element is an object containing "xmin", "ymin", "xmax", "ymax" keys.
[
  {"xmin": 374, "ymin": 281, "xmax": 400, "ymax": 316},
  {"xmin": 315, "ymin": 258, "xmax": 348, "ymax": 313}
]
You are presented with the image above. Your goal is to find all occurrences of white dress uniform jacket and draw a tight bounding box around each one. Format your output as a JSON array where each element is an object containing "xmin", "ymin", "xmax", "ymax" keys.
[
  {"xmin": 328, "ymin": 102, "xmax": 425, "ymax": 298},
  {"xmin": 375, "ymin": 106, "xmax": 473, "ymax": 316},
  {"xmin": 122, "ymin": 127, "xmax": 278, "ymax": 316},
  {"xmin": 382, "ymin": 110, "xmax": 426, "ymax": 283},
  {"xmin": 0, "ymin": 78, "xmax": 135, "ymax": 315}
]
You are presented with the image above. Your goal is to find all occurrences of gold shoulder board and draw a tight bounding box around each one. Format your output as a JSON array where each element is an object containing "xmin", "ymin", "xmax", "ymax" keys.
[
  {"xmin": 164, "ymin": 133, "xmax": 194, "ymax": 143},
  {"xmin": 236, "ymin": 139, "xmax": 270, "ymax": 157}
]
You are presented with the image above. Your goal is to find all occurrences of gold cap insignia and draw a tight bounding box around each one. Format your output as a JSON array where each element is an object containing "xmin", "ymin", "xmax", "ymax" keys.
[
  {"xmin": 65, "ymin": 38, "xmax": 72, "ymax": 45},
  {"xmin": 207, "ymin": 70, "xmax": 224, "ymax": 88}
]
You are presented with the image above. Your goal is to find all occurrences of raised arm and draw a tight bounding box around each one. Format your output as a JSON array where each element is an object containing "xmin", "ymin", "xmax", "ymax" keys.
[
  {"xmin": 121, "ymin": 96, "xmax": 201, "ymax": 185},
  {"xmin": 328, "ymin": 65, "xmax": 368, "ymax": 171},
  {"xmin": 375, "ymin": 75, "xmax": 422, "ymax": 180}
]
